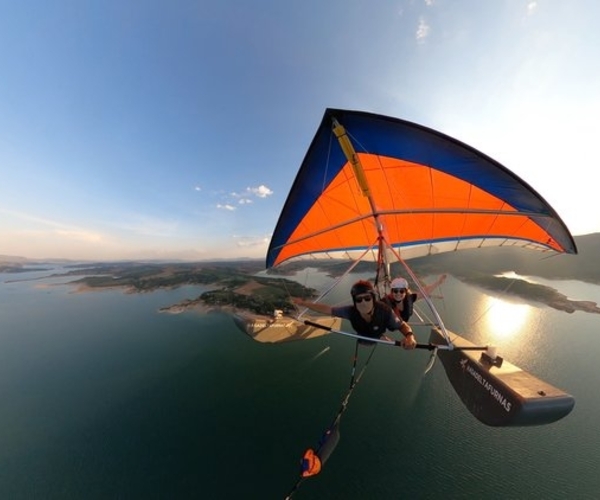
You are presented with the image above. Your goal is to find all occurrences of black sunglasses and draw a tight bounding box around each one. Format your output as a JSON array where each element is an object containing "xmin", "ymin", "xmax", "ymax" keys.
[
  {"xmin": 392, "ymin": 288, "xmax": 407, "ymax": 294},
  {"xmin": 354, "ymin": 295, "xmax": 373, "ymax": 303}
]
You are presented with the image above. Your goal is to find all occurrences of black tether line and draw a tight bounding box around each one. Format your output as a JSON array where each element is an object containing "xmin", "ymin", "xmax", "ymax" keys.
[{"xmin": 284, "ymin": 340, "xmax": 378, "ymax": 499}]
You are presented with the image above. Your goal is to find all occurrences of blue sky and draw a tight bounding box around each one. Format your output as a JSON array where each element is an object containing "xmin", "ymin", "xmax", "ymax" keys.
[{"xmin": 1, "ymin": 0, "xmax": 599, "ymax": 261}]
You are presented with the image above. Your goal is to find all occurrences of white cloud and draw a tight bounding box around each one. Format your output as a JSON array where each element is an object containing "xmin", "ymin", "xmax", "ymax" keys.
[
  {"xmin": 416, "ymin": 16, "xmax": 430, "ymax": 43},
  {"xmin": 527, "ymin": 1, "xmax": 538, "ymax": 16},
  {"xmin": 247, "ymin": 184, "xmax": 273, "ymax": 198},
  {"xmin": 0, "ymin": 209, "xmax": 118, "ymax": 259},
  {"xmin": 0, "ymin": 208, "xmax": 107, "ymax": 242},
  {"xmin": 211, "ymin": 185, "xmax": 270, "ymax": 213},
  {"xmin": 194, "ymin": 186, "xmax": 201, "ymax": 192},
  {"xmin": 424, "ymin": 0, "xmax": 434, "ymax": 6},
  {"xmin": 55, "ymin": 229, "xmax": 104, "ymax": 243},
  {"xmin": 233, "ymin": 234, "xmax": 271, "ymax": 248},
  {"xmin": 227, "ymin": 185, "xmax": 273, "ymax": 203}
]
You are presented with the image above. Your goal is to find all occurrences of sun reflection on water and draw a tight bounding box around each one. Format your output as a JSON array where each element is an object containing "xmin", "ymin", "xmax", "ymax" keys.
[{"xmin": 482, "ymin": 295, "xmax": 533, "ymax": 342}]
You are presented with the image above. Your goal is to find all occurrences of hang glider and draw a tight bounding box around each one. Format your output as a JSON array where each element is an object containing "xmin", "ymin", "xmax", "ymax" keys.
[{"xmin": 263, "ymin": 109, "xmax": 576, "ymax": 497}]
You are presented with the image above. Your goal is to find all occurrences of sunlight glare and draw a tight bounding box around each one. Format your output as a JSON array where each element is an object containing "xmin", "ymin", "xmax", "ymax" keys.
[{"xmin": 483, "ymin": 296, "xmax": 533, "ymax": 341}]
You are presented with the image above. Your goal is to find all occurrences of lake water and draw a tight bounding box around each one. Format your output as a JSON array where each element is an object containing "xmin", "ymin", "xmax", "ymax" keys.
[{"xmin": 1, "ymin": 267, "xmax": 599, "ymax": 499}]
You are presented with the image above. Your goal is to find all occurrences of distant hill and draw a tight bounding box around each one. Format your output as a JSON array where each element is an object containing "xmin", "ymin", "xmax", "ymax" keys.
[
  {"xmin": 0, "ymin": 255, "xmax": 29, "ymax": 264},
  {"xmin": 406, "ymin": 233, "xmax": 600, "ymax": 285},
  {"xmin": 267, "ymin": 233, "xmax": 600, "ymax": 285},
  {"xmin": 5, "ymin": 235, "xmax": 597, "ymax": 316},
  {"xmin": 2, "ymin": 233, "xmax": 598, "ymax": 283}
]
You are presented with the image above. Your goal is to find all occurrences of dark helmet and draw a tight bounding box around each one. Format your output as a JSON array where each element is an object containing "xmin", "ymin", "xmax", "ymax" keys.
[{"xmin": 351, "ymin": 280, "xmax": 375, "ymax": 299}]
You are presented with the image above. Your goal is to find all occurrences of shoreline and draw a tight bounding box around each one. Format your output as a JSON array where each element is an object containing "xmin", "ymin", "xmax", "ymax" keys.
[
  {"xmin": 47, "ymin": 271, "xmax": 600, "ymax": 317},
  {"xmin": 158, "ymin": 301, "xmax": 241, "ymax": 316}
]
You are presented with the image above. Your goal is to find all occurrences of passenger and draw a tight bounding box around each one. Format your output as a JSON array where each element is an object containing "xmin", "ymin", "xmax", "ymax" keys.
[
  {"xmin": 384, "ymin": 274, "xmax": 447, "ymax": 322},
  {"xmin": 294, "ymin": 279, "xmax": 416, "ymax": 349}
]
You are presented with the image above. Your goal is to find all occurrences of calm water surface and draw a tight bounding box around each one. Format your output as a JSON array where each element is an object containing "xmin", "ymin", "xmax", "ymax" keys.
[{"xmin": 1, "ymin": 268, "xmax": 599, "ymax": 499}]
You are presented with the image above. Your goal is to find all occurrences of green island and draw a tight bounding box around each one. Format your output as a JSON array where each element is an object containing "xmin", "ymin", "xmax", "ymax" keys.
[
  {"xmin": 27, "ymin": 253, "xmax": 599, "ymax": 316},
  {"xmin": 52, "ymin": 261, "xmax": 318, "ymax": 315}
]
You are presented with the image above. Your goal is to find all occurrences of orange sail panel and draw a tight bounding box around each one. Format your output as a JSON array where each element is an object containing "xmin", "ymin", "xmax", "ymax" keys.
[{"xmin": 267, "ymin": 109, "xmax": 576, "ymax": 268}]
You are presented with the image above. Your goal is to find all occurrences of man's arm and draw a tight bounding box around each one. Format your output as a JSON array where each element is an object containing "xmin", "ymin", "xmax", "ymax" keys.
[
  {"xmin": 389, "ymin": 312, "xmax": 416, "ymax": 350},
  {"xmin": 399, "ymin": 320, "xmax": 414, "ymax": 337},
  {"xmin": 400, "ymin": 320, "xmax": 417, "ymax": 349}
]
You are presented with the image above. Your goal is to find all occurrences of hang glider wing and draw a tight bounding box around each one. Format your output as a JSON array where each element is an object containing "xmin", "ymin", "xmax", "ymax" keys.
[{"xmin": 267, "ymin": 108, "xmax": 577, "ymax": 269}]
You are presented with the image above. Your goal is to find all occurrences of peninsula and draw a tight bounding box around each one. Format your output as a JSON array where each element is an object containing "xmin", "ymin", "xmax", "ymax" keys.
[
  {"xmin": 50, "ymin": 261, "xmax": 317, "ymax": 316},
  {"xmin": 19, "ymin": 257, "xmax": 600, "ymax": 317}
]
